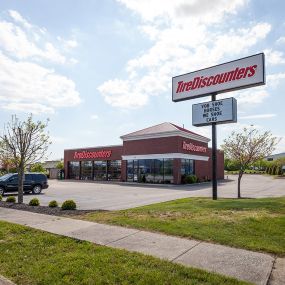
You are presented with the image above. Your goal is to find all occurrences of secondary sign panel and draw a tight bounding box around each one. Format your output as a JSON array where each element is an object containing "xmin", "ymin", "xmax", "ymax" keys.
[
  {"xmin": 192, "ymin": 97, "xmax": 237, "ymax": 127},
  {"xmin": 172, "ymin": 53, "xmax": 265, "ymax": 102}
]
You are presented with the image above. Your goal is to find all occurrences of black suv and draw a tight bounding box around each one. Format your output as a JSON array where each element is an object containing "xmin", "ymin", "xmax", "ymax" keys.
[{"xmin": 0, "ymin": 173, "xmax": 48, "ymax": 196}]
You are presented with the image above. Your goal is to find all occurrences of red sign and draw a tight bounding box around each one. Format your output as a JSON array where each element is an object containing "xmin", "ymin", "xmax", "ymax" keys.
[
  {"xmin": 73, "ymin": 150, "xmax": 112, "ymax": 160},
  {"xmin": 182, "ymin": 141, "xmax": 207, "ymax": 153}
]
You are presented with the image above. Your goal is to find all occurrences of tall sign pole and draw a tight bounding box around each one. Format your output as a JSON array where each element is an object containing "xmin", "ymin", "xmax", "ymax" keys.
[
  {"xmin": 172, "ymin": 53, "xmax": 265, "ymax": 200},
  {"xmin": 211, "ymin": 93, "xmax": 217, "ymax": 200}
]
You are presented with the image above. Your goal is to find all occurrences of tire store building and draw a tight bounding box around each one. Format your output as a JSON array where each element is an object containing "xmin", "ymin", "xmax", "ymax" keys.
[{"xmin": 64, "ymin": 122, "xmax": 224, "ymax": 184}]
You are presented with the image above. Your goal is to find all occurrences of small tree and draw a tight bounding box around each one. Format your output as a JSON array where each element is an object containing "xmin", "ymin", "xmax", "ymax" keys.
[
  {"xmin": 222, "ymin": 127, "xmax": 279, "ymax": 198},
  {"xmin": 0, "ymin": 115, "xmax": 51, "ymax": 203},
  {"xmin": 30, "ymin": 162, "xmax": 46, "ymax": 173},
  {"xmin": 56, "ymin": 161, "xmax": 64, "ymax": 170}
]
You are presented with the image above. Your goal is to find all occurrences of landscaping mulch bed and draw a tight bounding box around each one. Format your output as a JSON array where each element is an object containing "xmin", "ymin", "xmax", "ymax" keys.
[{"xmin": 0, "ymin": 201, "xmax": 104, "ymax": 216}]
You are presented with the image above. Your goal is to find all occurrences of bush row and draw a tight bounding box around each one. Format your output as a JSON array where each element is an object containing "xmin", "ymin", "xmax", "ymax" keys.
[
  {"xmin": 265, "ymin": 164, "xmax": 284, "ymax": 176},
  {"xmin": 181, "ymin": 174, "xmax": 198, "ymax": 184},
  {"xmin": 0, "ymin": 195, "xmax": 76, "ymax": 210}
]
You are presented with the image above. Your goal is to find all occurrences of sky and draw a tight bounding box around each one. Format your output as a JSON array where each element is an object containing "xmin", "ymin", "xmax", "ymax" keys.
[{"xmin": 0, "ymin": 0, "xmax": 284, "ymax": 160}]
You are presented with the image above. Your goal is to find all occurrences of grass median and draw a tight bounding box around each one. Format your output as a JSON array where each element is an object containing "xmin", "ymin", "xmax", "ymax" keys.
[
  {"xmin": 0, "ymin": 221, "xmax": 248, "ymax": 285},
  {"xmin": 74, "ymin": 197, "xmax": 285, "ymax": 256}
]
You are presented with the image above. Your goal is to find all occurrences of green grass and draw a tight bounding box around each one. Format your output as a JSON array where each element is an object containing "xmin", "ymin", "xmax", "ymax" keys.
[
  {"xmin": 76, "ymin": 197, "xmax": 285, "ymax": 256},
  {"xmin": 0, "ymin": 221, "xmax": 249, "ymax": 285}
]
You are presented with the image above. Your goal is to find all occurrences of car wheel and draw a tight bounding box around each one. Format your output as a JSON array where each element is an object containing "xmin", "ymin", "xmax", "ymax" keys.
[
  {"xmin": 32, "ymin": 185, "xmax": 42, "ymax": 194},
  {"xmin": 0, "ymin": 187, "xmax": 4, "ymax": 196}
]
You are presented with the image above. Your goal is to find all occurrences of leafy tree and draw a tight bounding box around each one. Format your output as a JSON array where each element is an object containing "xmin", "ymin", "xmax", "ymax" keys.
[
  {"xmin": 0, "ymin": 115, "xmax": 51, "ymax": 203},
  {"xmin": 224, "ymin": 158, "xmax": 240, "ymax": 171},
  {"xmin": 30, "ymin": 162, "xmax": 46, "ymax": 173},
  {"xmin": 56, "ymin": 161, "xmax": 64, "ymax": 170},
  {"xmin": 222, "ymin": 127, "xmax": 279, "ymax": 198}
]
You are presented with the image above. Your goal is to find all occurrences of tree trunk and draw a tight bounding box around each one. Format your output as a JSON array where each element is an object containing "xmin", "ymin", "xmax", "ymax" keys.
[
  {"xmin": 18, "ymin": 164, "xmax": 24, "ymax": 204},
  {"xmin": 237, "ymin": 171, "xmax": 243, "ymax": 199}
]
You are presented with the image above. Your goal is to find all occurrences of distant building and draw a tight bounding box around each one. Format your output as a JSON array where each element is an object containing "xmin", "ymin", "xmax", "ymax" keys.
[
  {"xmin": 265, "ymin": 152, "xmax": 285, "ymax": 161},
  {"xmin": 42, "ymin": 160, "xmax": 62, "ymax": 179}
]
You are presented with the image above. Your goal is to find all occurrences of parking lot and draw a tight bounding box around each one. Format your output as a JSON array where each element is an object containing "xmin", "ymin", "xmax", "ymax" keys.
[{"xmin": 9, "ymin": 174, "xmax": 282, "ymax": 210}]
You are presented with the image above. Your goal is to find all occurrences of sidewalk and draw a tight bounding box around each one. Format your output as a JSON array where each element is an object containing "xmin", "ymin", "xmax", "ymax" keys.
[{"xmin": 0, "ymin": 207, "xmax": 283, "ymax": 285}]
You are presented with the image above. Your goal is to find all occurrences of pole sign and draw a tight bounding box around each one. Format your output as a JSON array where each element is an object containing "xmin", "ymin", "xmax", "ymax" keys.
[
  {"xmin": 192, "ymin": 97, "xmax": 237, "ymax": 127},
  {"xmin": 172, "ymin": 53, "xmax": 265, "ymax": 102}
]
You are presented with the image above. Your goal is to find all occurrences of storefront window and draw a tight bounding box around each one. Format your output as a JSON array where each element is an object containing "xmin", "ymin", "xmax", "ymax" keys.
[
  {"xmin": 108, "ymin": 160, "xmax": 121, "ymax": 180},
  {"xmin": 181, "ymin": 159, "xmax": 194, "ymax": 176},
  {"xmin": 154, "ymin": 159, "xmax": 164, "ymax": 183},
  {"xmin": 133, "ymin": 160, "xmax": 139, "ymax": 182},
  {"xmin": 81, "ymin": 161, "xmax": 93, "ymax": 180},
  {"xmin": 127, "ymin": 160, "xmax": 134, "ymax": 182},
  {"xmin": 126, "ymin": 158, "xmax": 173, "ymax": 184},
  {"xmin": 164, "ymin": 159, "xmax": 174, "ymax": 183},
  {"xmin": 138, "ymin": 159, "xmax": 154, "ymax": 183},
  {"xmin": 68, "ymin": 161, "xmax": 80, "ymax": 179},
  {"xmin": 94, "ymin": 161, "xmax": 107, "ymax": 180}
]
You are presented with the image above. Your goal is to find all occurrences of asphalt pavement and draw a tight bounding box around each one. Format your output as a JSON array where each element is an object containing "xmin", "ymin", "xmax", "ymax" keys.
[{"xmin": 14, "ymin": 174, "xmax": 285, "ymax": 210}]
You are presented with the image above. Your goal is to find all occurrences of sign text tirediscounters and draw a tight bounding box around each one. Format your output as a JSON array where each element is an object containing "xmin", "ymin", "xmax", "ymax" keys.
[
  {"xmin": 73, "ymin": 150, "xmax": 112, "ymax": 160},
  {"xmin": 172, "ymin": 53, "xmax": 265, "ymax": 102}
]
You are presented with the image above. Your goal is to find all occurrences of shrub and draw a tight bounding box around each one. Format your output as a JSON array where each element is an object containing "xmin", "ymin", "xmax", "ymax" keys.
[
  {"xmin": 61, "ymin": 200, "xmax": 76, "ymax": 210},
  {"xmin": 6, "ymin": 196, "xmax": 16, "ymax": 203},
  {"xmin": 49, "ymin": 200, "xmax": 58, "ymax": 208},
  {"xmin": 0, "ymin": 195, "xmax": 2, "ymax": 201},
  {"xmin": 29, "ymin": 198, "xmax": 40, "ymax": 206},
  {"xmin": 185, "ymin": 174, "xmax": 198, "ymax": 184}
]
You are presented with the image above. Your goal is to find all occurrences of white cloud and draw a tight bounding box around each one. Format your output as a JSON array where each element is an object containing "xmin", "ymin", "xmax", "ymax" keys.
[
  {"xmin": 90, "ymin": 114, "xmax": 99, "ymax": 120},
  {"xmin": 276, "ymin": 36, "xmax": 285, "ymax": 45},
  {"xmin": 99, "ymin": 0, "xmax": 271, "ymax": 109},
  {"xmin": 98, "ymin": 79, "xmax": 148, "ymax": 108},
  {"xmin": 0, "ymin": 52, "xmax": 81, "ymax": 112},
  {"xmin": 9, "ymin": 10, "xmax": 32, "ymax": 29},
  {"xmin": 264, "ymin": 49, "xmax": 285, "ymax": 65},
  {"xmin": 117, "ymin": 0, "xmax": 247, "ymax": 23},
  {"xmin": 0, "ymin": 10, "xmax": 81, "ymax": 114},
  {"xmin": 239, "ymin": 113, "xmax": 276, "ymax": 119},
  {"xmin": 0, "ymin": 11, "xmax": 78, "ymax": 65},
  {"xmin": 236, "ymin": 88, "xmax": 270, "ymax": 106},
  {"xmin": 267, "ymin": 73, "xmax": 285, "ymax": 88},
  {"xmin": 2, "ymin": 102, "xmax": 54, "ymax": 114}
]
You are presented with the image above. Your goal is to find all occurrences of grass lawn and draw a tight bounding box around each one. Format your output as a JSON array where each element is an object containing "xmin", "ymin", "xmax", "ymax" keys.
[
  {"xmin": 75, "ymin": 197, "xmax": 285, "ymax": 256},
  {"xmin": 0, "ymin": 221, "xmax": 249, "ymax": 285}
]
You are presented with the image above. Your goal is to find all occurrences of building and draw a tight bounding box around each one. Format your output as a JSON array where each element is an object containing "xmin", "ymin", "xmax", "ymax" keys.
[
  {"xmin": 42, "ymin": 160, "xmax": 62, "ymax": 179},
  {"xmin": 265, "ymin": 152, "xmax": 285, "ymax": 161},
  {"xmin": 64, "ymin": 122, "xmax": 224, "ymax": 184}
]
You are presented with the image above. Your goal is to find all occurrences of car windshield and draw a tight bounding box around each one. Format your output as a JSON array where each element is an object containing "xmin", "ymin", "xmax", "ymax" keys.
[{"xmin": 0, "ymin": 173, "xmax": 15, "ymax": 181}]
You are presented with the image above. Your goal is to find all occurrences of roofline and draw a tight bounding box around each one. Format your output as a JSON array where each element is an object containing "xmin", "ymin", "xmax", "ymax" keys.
[
  {"xmin": 121, "ymin": 131, "xmax": 210, "ymax": 143},
  {"xmin": 121, "ymin": 122, "xmax": 167, "ymax": 137},
  {"xmin": 120, "ymin": 122, "xmax": 210, "ymax": 143}
]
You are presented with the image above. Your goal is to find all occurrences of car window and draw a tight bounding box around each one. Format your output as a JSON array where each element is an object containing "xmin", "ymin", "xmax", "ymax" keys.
[
  {"xmin": 25, "ymin": 174, "xmax": 33, "ymax": 180},
  {"xmin": 0, "ymin": 174, "xmax": 14, "ymax": 181},
  {"xmin": 9, "ymin": 176, "xmax": 18, "ymax": 182}
]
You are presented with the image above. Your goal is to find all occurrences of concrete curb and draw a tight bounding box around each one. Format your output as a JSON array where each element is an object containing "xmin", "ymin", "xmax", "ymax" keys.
[{"xmin": 0, "ymin": 275, "xmax": 16, "ymax": 285}]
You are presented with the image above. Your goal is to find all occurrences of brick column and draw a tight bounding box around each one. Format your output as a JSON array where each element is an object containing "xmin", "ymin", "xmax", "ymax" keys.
[{"xmin": 173, "ymin": 158, "xmax": 181, "ymax": 184}]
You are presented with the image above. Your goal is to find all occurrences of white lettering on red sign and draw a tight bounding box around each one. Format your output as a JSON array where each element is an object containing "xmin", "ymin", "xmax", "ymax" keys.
[
  {"xmin": 73, "ymin": 150, "xmax": 112, "ymax": 159},
  {"xmin": 182, "ymin": 141, "xmax": 207, "ymax": 153}
]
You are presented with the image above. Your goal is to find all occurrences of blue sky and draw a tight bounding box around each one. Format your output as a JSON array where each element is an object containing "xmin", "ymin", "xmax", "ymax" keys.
[{"xmin": 0, "ymin": 0, "xmax": 284, "ymax": 159}]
